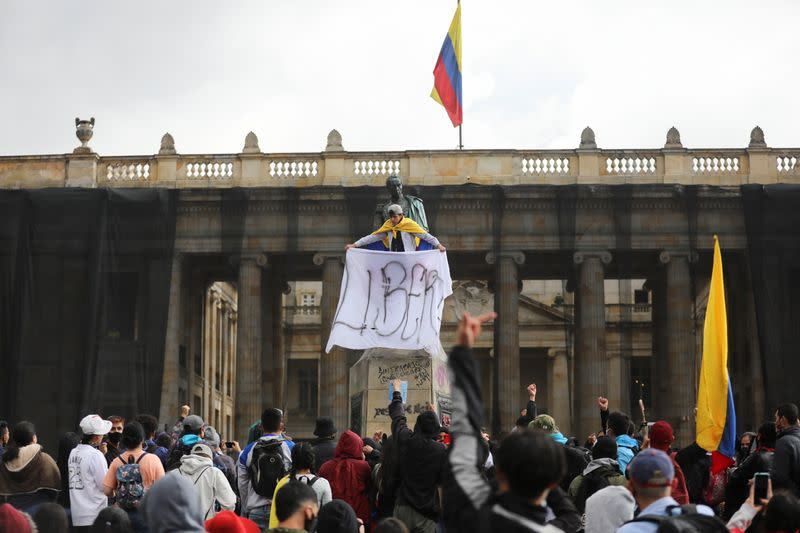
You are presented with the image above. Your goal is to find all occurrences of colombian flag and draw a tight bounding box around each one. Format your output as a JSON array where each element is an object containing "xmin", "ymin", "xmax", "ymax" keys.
[
  {"xmin": 696, "ymin": 236, "xmax": 737, "ymax": 474},
  {"xmin": 431, "ymin": 4, "xmax": 462, "ymax": 127}
]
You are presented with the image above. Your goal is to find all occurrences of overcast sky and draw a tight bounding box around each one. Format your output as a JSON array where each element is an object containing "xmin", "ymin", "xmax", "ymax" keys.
[{"xmin": 1, "ymin": 1, "xmax": 797, "ymax": 156}]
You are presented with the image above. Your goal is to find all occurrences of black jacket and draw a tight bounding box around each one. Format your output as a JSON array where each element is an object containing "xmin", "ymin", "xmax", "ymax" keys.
[
  {"xmin": 443, "ymin": 345, "xmax": 580, "ymax": 533},
  {"xmin": 771, "ymin": 426, "xmax": 800, "ymax": 496},
  {"xmin": 390, "ymin": 392, "xmax": 447, "ymax": 520},
  {"xmin": 724, "ymin": 448, "xmax": 774, "ymax": 520},
  {"xmin": 675, "ymin": 442, "xmax": 711, "ymax": 504},
  {"xmin": 311, "ymin": 438, "xmax": 336, "ymax": 472}
]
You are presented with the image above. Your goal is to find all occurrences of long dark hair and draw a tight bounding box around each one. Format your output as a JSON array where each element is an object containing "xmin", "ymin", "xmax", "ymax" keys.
[
  {"xmin": 2, "ymin": 420, "xmax": 36, "ymax": 462},
  {"xmin": 89, "ymin": 507, "xmax": 134, "ymax": 533},
  {"xmin": 57, "ymin": 432, "xmax": 80, "ymax": 507}
]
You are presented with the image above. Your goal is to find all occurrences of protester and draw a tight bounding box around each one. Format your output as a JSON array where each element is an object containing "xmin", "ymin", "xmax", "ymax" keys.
[
  {"xmin": 529, "ymin": 413, "xmax": 590, "ymax": 492},
  {"xmin": 140, "ymin": 475, "xmax": 204, "ymax": 533},
  {"xmin": 646, "ymin": 420, "xmax": 689, "ymax": 505},
  {"xmin": 388, "ymin": 380, "xmax": 446, "ymax": 533},
  {"xmin": 316, "ymin": 499, "xmax": 363, "ymax": 533},
  {"xmin": 317, "ymin": 430, "xmax": 371, "ymax": 529},
  {"xmin": 32, "ymin": 502, "xmax": 68, "ymax": 533},
  {"xmin": 372, "ymin": 434, "xmax": 400, "ymax": 523},
  {"xmin": 0, "ymin": 502, "xmax": 37, "ymax": 533},
  {"xmin": 345, "ymin": 204, "xmax": 446, "ymax": 253},
  {"xmin": 89, "ymin": 507, "xmax": 134, "ymax": 533},
  {"xmin": 203, "ymin": 510, "xmax": 260, "ymax": 533},
  {"xmin": 267, "ymin": 480, "xmax": 318, "ymax": 533},
  {"xmin": 724, "ymin": 421, "xmax": 776, "ymax": 520},
  {"xmin": 583, "ymin": 485, "xmax": 634, "ymax": 533},
  {"xmin": 291, "ymin": 442, "xmax": 331, "ymax": 508},
  {"xmin": 133, "ymin": 415, "xmax": 169, "ymax": 467},
  {"xmin": 169, "ymin": 405, "xmax": 191, "ymax": 441},
  {"xmin": 736, "ymin": 432, "xmax": 757, "ymax": 465},
  {"xmin": 103, "ymin": 422, "xmax": 165, "ymax": 532},
  {"xmin": 171, "ymin": 442, "xmax": 235, "ymax": 520},
  {"xmin": 373, "ymin": 517, "xmax": 409, "ymax": 533},
  {"xmin": 105, "ymin": 417, "xmax": 125, "ymax": 467},
  {"xmin": 727, "ymin": 483, "xmax": 800, "ymax": 533},
  {"xmin": 202, "ymin": 425, "xmax": 238, "ymax": 494},
  {"xmin": 599, "ymin": 399, "xmax": 639, "ymax": 475},
  {"xmin": 0, "ymin": 421, "xmax": 61, "ymax": 513},
  {"xmin": 616, "ymin": 448, "xmax": 722, "ymax": 533},
  {"xmin": 69, "ymin": 415, "xmax": 111, "ymax": 530},
  {"xmin": 771, "ymin": 403, "xmax": 800, "ymax": 495},
  {"xmin": 568, "ymin": 436, "xmax": 625, "ymax": 512},
  {"xmin": 55, "ymin": 432, "xmax": 80, "ymax": 509},
  {"xmin": 165, "ymin": 414, "xmax": 205, "ymax": 471},
  {"xmin": 673, "ymin": 442, "xmax": 711, "ymax": 504},
  {"xmin": 237, "ymin": 408, "xmax": 292, "ymax": 529},
  {"xmin": 442, "ymin": 312, "xmax": 580, "ymax": 533},
  {"xmin": 0, "ymin": 422, "xmax": 9, "ymax": 460},
  {"xmin": 311, "ymin": 417, "xmax": 337, "ymax": 470}
]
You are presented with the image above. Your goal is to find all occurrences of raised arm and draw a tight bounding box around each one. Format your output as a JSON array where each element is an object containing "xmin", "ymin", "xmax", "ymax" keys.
[
  {"xmin": 349, "ymin": 232, "xmax": 389, "ymax": 250},
  {"xmin": 443, "ymin": 312, "xmax": 496, "ymax": 530}
]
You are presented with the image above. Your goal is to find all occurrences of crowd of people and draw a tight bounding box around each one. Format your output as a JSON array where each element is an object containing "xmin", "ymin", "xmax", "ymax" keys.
[{"xmin": 1, "ymin": 312, "xmax": 799, "ymax": 533}]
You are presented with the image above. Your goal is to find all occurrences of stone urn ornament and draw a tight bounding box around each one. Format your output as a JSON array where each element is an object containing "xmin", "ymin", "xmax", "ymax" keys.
[{"xmin": 74, "ymin": 117, "xmax": 95, "ymax": 153}]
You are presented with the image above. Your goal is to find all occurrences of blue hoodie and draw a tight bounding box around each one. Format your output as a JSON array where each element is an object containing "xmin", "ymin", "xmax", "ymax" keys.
[
  {"xmin": 615, "ymin": 434, "xmax": 639, "ymax": 474},
  {"xmin": 550, "ymin": 432, "xmax": 569, "ymax": 445}
]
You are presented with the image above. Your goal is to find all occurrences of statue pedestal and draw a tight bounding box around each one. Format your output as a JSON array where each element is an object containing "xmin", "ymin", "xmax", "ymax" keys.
[{"xmin": 349, "ymin": 344, "xmax": 452, "ymax": 438}]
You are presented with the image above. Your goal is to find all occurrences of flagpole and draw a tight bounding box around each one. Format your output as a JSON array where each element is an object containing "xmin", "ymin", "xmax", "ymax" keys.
[{"xmin": 458, "ymin": 0, "xmax": 463, "ymax": 150}]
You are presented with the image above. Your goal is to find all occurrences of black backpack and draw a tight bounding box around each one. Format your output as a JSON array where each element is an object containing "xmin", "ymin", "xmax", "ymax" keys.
[
  {"xmin": 165, "ymin": 441, "xmax": 193, "ymax": 472},
  {"xmin": 627, "ymin": 504, "xmax": 728, "ymax": 532},
  {"xmin": 248, "ymin": 439, "xmax": 288, "ymax": 497},
  {"xmin": 574, "ymin": 464, "xmax": 619, "ymax": 512},
  {"xmin": 560, "ymin": 444, "xmax": 592, "ymax": 491}
]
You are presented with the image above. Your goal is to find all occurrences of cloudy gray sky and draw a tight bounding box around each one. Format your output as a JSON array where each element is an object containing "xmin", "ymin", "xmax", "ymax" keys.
[{"xmin": 1, "ymin": 1, "xmax": 797, "ymax": 156}]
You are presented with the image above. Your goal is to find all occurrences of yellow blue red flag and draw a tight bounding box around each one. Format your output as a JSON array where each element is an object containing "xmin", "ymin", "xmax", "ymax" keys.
[
  {"xmin": 696, "ymin": 236, "xmax": 737, "ymax": 474},
  {"xmin": 431, "ymin": 4, "xmax": 462, "ymax": 127}
]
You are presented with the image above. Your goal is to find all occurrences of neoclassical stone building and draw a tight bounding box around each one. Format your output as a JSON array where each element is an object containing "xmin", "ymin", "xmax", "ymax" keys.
[{"xmin": 1, "ymin": 123, "xmax": 797, "ymax": 448}]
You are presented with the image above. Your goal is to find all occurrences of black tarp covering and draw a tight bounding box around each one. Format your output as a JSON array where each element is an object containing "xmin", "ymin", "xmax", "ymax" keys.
[
  {"xmin": 741, "ymin": 185, "xmax": 800, "ymax": 412},
  {"xmin": 0, "ymin": 189, "xmax": 176, "ymax": 449}
]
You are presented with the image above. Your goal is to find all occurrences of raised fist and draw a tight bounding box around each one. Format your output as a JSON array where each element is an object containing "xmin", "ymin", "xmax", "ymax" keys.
[
  {"xmin": 527, "ymin": 384, "xmax": 537, "ymax": 400},
  {"xmin": 597, "ymin": 397, "xmax": 609, "ymax": 412}
]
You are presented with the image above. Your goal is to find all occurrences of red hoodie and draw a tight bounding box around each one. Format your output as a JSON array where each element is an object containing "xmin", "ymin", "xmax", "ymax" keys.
[{"xmin": 318, "ymin": 430, "xmax": 372, "ymax": 527}]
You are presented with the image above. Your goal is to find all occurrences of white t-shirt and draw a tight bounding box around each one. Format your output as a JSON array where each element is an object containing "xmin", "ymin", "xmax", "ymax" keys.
[{"xmin": 68, "ymin": 444, "xmax": 109, "ymax": 526}]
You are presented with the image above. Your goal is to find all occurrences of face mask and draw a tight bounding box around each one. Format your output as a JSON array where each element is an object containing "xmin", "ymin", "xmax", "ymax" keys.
[
  {"xmin": 106, "ymin": 432, "xmax": 122, "ymax": 446},
  {"xmin": 304, "ymin": 517, "xmax": 317, "ymax": 532}
]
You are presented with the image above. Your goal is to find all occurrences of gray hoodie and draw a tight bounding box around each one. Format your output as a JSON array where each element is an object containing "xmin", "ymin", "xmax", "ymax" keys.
[
  {"xmin": 140, "ymin": 475, "xmax": 205, "ymax": 533},
  {"xmin": 172, "ymin": 453, "xmax": 236, "ymax": 520}
]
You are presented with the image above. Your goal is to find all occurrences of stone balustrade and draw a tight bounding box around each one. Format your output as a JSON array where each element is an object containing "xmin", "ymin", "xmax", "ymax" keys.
[{"xmin": 2, "ymin": 126, "xmax": 799, "ymax": 189}]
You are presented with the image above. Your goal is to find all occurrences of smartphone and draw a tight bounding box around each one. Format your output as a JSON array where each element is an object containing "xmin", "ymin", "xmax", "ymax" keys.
[
  {"xmin": 754, "ymin": 472, "xmax": 770, "ymax": 502},
  {"xmin": 225, "ymin": 441, "xmax": 234, "ymax": 448}
]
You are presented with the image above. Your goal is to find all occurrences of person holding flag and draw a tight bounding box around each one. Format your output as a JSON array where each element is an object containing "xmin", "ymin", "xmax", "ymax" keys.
[{"xmin": 345, "ymin": 204, "xmax": 445, "ymax": 253}]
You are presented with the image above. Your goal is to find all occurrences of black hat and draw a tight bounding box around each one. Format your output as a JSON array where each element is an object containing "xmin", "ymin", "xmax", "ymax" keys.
[
  {"xmin": 592, "ymin": 436, "xmax": 618, "ymax": 461},
  {"xmin": 316, "ymin": 500, "xmax": 360, "ymax": 533},
  {"xmin": 414, "ymin": 411, "xmax": 442, "ymax": 438},
  {"xmin": 313, "ymin": 417, "xmax": 336, "ymax": 438}
]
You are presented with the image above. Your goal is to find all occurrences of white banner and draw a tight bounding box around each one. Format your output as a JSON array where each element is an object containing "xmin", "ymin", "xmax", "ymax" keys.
[{"xmin": 326, "ymin": 249, "xmax": 453, "ymax": 353}]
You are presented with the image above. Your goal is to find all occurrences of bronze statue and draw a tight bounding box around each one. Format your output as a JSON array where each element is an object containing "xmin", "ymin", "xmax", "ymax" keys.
[{"xmin": 375, "ymin": 175, "xmax": 429, "ymax": 231}]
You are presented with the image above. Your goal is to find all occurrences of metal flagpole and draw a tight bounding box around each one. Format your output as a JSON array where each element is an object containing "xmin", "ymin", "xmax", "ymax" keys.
[
  {"xmin": 459, "ymin": 125, "xmax": 463, "ymax": 150},
  {"xmin": 458, "ymin": 0, "xmax": 463, "ymax": 150}
]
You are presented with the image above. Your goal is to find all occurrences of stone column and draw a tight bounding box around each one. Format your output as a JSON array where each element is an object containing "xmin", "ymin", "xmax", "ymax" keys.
[
  {"xmin": 659, "ymin": 251, "xmax": 697, "ymax": 446},
  {"xmin": 573, "ymin": 251, "xmax": 611, "ymax": 439},
  {"xmin": 159, "ymin": 253, "xmax": 184, "ymax": 426},
  {"xmin": 486, "ymin": 251, "xmax": 525, "ymax": 432},
  {"xmin": 315, "ymin": 254, "xmax": 347, "ymax": 433},
  {"xmin": 547, "ymin": 348, "xmax": 571, "ymax": 435},
  {"xmin": 234, "ymin": 255, "xmax": 266, "ymax": 442}
]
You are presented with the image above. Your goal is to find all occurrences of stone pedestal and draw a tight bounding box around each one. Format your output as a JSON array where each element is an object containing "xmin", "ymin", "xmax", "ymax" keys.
[{"xmin": 348, "ymin": 344, "xmax": 451, "ymax": 438}]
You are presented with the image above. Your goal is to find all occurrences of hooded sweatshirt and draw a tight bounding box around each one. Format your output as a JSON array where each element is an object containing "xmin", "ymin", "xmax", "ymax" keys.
[
  {"xmin": 567, "ymin": 458, "xmax": 626, "ymax": 512},
  {"xmin": 0, "ymin": 444, "xmax": 60, "ymax": 511},
  {"xmin": 317, "ymin": 430, "xmax": 371, "ymax": 527},
  {"xmin": 615, "ymin": 435, "xmax": 639, "ymax": 474},
  {"xmin": 584, "ymin": 485, "xmax": 635, "ymax": 533},
  {"xmin": 141, "ymin": 474, "xmax": 205, "ymax": 533},
  {"xmin": 172, "ymin": 453, "xmax": 236, "ymax": 520}
]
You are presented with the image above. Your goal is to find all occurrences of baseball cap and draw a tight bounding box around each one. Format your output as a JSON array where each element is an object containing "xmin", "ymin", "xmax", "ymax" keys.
[
  {"xmin": 183, "ymin": 414, "xmax": 205, "ymax": 432},
  {"xmin": 387, "ymin": 204, "xmax": 404, "ymax": 216},
  {"xmin": 79, "ymin": 414, "xmax": 113, "ymax": 436},
  {"xmin": 203, "ymin": 426, "xmax": 221, "ymax": 449},
  {"xmin": 649, "ymin": 421, "xmax": 674, "ymax": 451},
  {"xmin": 629, "ymin": 448, "xmax": 674, "ymax": 487},
  {"xmin": 204, "ymin": 510, "xmax": 260, "ymax": 533},
  {"xmin": 191, "ymin": 443, "xmax": 213, "ymax": 459},
  {"xmin": 529, "ymin": 414, "xmax": 560, "ymax": 434}
]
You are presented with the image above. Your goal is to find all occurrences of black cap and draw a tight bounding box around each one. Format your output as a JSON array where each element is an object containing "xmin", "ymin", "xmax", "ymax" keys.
[
  {"xmin": 316, "ymin": 500, "xmax": 360, "ymax": 533},
  {"xmin": 313, "ymin": 417, "xmax": 337, "ymax": 438}
]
